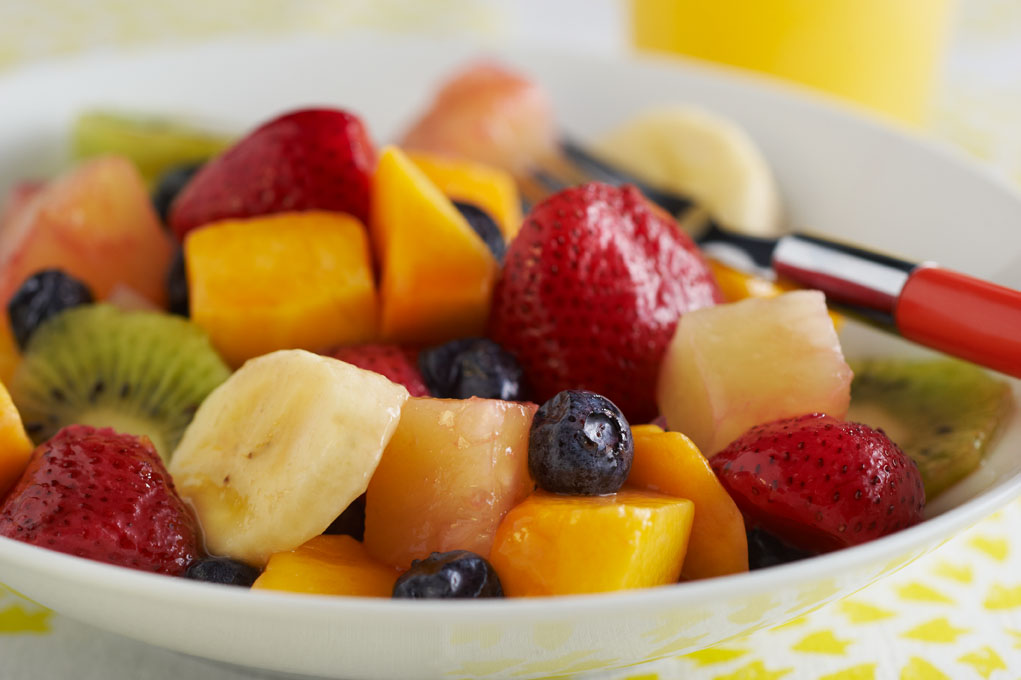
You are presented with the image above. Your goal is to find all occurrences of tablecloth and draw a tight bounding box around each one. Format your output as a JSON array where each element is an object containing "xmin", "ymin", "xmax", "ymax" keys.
[{"xmin": 1, "ymin": 1, "xmax": 1020, "ymax": 678}]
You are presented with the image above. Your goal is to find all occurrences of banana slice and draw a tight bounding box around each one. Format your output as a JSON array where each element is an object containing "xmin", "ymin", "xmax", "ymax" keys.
[
  {"xmin": 169, "ymin": 349, "xmax": 409, "ymax": 567},
  {"xmin": 593, "ymin": 105, "xmax": 782, "ymax": 237}
]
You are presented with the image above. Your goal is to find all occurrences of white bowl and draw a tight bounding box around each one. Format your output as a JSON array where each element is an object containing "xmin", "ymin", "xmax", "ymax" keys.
[{"xmin": 0, "ymin": 35, "xmax": 1019, "ymax": 680}]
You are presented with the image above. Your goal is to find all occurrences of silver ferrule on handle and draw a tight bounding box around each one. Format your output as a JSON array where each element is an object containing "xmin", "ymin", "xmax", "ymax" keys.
[{"xmin": 772, "ymin": 234, "xmax": 918, "ymax": 327}]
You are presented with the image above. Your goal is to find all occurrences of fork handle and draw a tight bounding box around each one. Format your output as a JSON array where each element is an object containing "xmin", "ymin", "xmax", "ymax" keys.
[
  {"xmin": 772, "ymin": 234, "xmax": 1021, "ymax": 378},
  {"xmin": 895, "ymin": 267, "xmax": 1021, "ymax": 378}
]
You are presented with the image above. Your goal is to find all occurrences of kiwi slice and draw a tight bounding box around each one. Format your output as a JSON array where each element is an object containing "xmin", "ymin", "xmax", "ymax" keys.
[
  {"xmin": 10, "ymin": 304, "xmax": 230, "ymax": 460},
  {"xmin": 847, "ymin": 358, "xmax": 1014, "ymax": 499},
  {"xmin": 70, "ymin": 111, "xmax": 234, "ymax": 184}
]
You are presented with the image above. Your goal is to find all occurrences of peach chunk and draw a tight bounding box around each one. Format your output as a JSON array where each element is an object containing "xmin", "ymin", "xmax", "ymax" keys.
[
  {"xmin": 185, "ymin": 211, "xmax": 377, "ymax": 367},
  {"xmin": 0, "ymin": 157, "xmax": 172, "ymax": 307},
  {"xmin": 489, "ymin": 490, "xmax": 694, "ymax": 597},
  {"xmin": 628, "ymin": 424, "xmax": 747, "ymax": 580},
  {"xmin": 400, "ymin": 61, "xmax": 556, "ymax": 176},
  {"xmin": 370, "ymin": 147, "xmax": 497, "ymax": 344},
  {"xmin": 0, "ymin": 381, "xmax": 33, "ymax": 498},
  {"xmin": 407, "ymin": 150, "xmax": 523, "ymax": 239},
  {"xmin": 657, "ymin": 290, "xmax": 852, "ymax": 456},
  {"xmin": 364, "ymin": 397, "xmax": 535, "ymax": 569},
  {"xmin": 253, "ymin": 535, "xmax": 399, "ymax": 597}
]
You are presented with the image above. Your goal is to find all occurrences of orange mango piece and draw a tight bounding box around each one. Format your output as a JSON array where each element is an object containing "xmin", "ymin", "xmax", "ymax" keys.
[
  {"xmin": 252, "ymin": 535, "xmax": 399, "ymax": 597},
  {"xmin": 0, "ymin": 381, "xmax": 33, "ymax": 497},
  {"xmin": 370, "ymin": 147, "xmax": 498, "ymax": 344},
  {"xmin": 489, "ymin": 490, "xmax": 693, "ymax": 597},
  {"xmin": 708, "ymin": 258, "xmax": 842, "ymax": 328},
  {"xmin": 628, "ymin": 424, "xmax": 748, "ymax": 580},
  {"xmin": 186, "ymin": 211, "xmax": 377, "ymax": 367},
  {"xmin": 0, "ymin": 319, "xmax": 19, "ymax": 386},
  {"xmin": 364, "ymin": 397, "xmax": 535, "ymax": 569},
  {"xmin": 407, "ymin": 150, "xmax": 523, "ymax": 239}
]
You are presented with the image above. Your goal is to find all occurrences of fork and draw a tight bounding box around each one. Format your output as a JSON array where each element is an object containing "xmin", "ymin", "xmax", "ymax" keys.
[{"xmin": 520, "ymin": 139, "xmax": 1021, "ymax": 380}]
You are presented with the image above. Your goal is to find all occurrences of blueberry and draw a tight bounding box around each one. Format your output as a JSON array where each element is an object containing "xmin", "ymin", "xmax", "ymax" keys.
[
  {"xmin": 7, "ymin": 269, "xmax": 94, "ymax": 350},
  {"xmin": 152, "ymin": 162, "xmax": 202, "ymax": 224},
  {"xmin": 528, "ymin": 390, "xmax": 633, "ymax": 495},
  {"xmin": 392, "ymin": 550, "xmax": 503, "ymax": 599},
  {"xmin": 185, "ymin": 556, "xmax": 260, "ymax": 587},
  {"xmin": 323, "ymin": 494, "xmax": 366, "ymax": 541},
  {"xmin": 746, "ymin": 528, "xmax": 816, "ymax": 570},
  {"xmin": 166, "ymin": 249, "xmax": 189, "ymax": 317},
  {"xmin": 453, "ymin": 201, "xmax": 505, "ymax": 263},
  {"xmin": 418, "ymin": 338, "xmax": 523, "ymax": 400}
]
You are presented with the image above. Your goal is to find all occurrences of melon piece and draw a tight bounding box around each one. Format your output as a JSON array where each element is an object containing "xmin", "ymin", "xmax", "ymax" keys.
[
  {"xmin": 0, "ymin": 380, "xmax": 33, "ymax": 498},
  {"xmin": 185, "ymin": 211, "xmax": 377, "ymax": 367},
  {"xmin": 657, "ymin": 290, "xmax": 852, "ymax": 455},
  {"xmin": 407, "ymin": 151, "xmax": 523, "ymax": 239},
  {"xmin": 253, "ymin": 535, "xmax": 399, "ymax": 597},
  {"xmin": 400, "ymin": 61, "xmax": 556, "ymax": 176},
  {"xmin": 628, "ymin": 424, "xmax": 747, "ymax": 580},
  {"xmin": 370, "ymin": 147, "xmax": 497, "ymax": 344},
  {"xmin": 0, "ymin": 157, "xmax": 173, "ymax": 308},
  {"xmin": 489, "ymin": 490, "xmax": 694, "ymax": 597},
  {"xmin": 364, "ymin": 396, "xmax": 535, "ymax": 569}
]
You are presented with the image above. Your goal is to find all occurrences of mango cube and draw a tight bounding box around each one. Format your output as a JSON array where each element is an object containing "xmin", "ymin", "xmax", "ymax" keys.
[{"xmin": 253, "ymin": 535, "xmax": 398, "ymax": 597}]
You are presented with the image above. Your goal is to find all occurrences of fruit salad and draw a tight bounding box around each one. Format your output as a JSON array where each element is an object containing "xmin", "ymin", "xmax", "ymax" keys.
[{"xmin": 0, "ymin": 61, "xmax": 1014, "ymax": 599}]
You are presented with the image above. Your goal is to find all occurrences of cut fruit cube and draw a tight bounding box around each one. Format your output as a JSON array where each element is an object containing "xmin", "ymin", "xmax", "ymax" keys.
[
  {"xmin": 489, "ymin": 490, "xmax": 693, "ymax": 597},
  {"xmin": 364, "ymin": 396, "xmax": 535, "ymax": 569},
  {"xmin": 370, "ymin": 147, "xmax": 498, "ymax": 344},
  {"xmin": 169, "ymin": 350, "xmax": 409, "ymax": 567},
  {"xmin": 628, "ymin": 424, "xmax": 747, "ymax": 580},
  {"xmin": 185, "ymin": 211, "xmax": 378, "ymax": 367},
  {"xmin": 407, "ymin": 151, "xmax": 523, "ymax": 239},
  {"xmin": 0, "ymin": 156, "xmax": 173, "ymax": 308},
  {"xmin": 0, "ymin": 319, "xmax": 18, "ymax": 387},
  {"xmin": 252, "ymin": 535, "xmax": 399, "ymax": 597},
  {"xmin": 657, "ymin": 290, "xmax": 852, "ymax": 455},
  {"xmin": 70, "ymin": 111, "xmax": 233, "ymax": 184},
  {"xmin": 707, "ymin": 259, "xmax": 842, "ymax": 328},
  {"xmin": 0, "ymin": 381, "xmax": 33, "ymax": 498}
]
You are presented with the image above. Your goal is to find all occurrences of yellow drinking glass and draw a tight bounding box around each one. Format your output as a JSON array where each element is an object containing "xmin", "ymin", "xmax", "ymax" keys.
[{"xmin": 631, "ymin": 0, "xmax": 955, "ymax": 125}]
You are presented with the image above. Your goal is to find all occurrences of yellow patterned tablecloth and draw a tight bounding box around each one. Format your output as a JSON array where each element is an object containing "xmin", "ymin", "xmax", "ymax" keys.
[{"xmin": 1, "ymin": 2, "xmax": 1020, "ymax": 679}]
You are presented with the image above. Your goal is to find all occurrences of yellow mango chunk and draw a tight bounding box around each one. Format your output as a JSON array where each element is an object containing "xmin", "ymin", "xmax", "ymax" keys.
[
  {"xmin": 628, "ymin": 424, "xmax": 747, "ymax": 580},
  {"xmin": 186, "ymin": 211, "xmax": 377, "ymax": 367},
  {"xmin": 0, "ymin": 381, "xmax": 33, "ymax": 497},
  {"xmin": 253, "ymin": 535, "xmax": 399, "ymax": 597},
  {"xmin": 407, "ymin": 150, "xmax": 523, "ymax": 239},
  {"xmin": 489, "ymin": 490, "xmax": 693, "ymax": 597},
  {"xmin": 708, "ymin": 259, "xmax": 842, "ymax": 328},
  {"xmin": 0, "ymin": 319, "xmax": 19, "ymax": 386},
  {"xmin": 371, "ymin": 147, "xmax": 498, "ymax": 344}
]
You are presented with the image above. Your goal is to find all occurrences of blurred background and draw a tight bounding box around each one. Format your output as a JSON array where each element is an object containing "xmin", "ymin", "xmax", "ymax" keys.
[{"xmin": 1, "ymin": 0, "xmax": 1020, "ymax": 183}]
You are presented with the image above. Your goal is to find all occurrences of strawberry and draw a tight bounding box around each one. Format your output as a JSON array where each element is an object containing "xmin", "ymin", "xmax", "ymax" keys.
[
  {"xmin": 330, "ymin": 344, "xmax": 430, "ymax": 397},
  {"xmin": 487, "ymin": 182, "xmax": 721, "ymax": 422},
  {"xmin": 169, "ymin": 108, "xmax": 376, "ymax": 241},
  {"xmin": 0, "ymin": 425, "xmax": 200, "ymax": 575},
  {"xmin": 711, "ymin": 413, "xmax": 925, "ymax": 553}
]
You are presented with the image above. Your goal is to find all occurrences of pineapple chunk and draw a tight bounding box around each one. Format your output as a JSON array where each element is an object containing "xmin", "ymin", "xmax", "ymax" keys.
[{"xmin": 657, "ymin": 290, "xmax": 852, "ymax": 455}]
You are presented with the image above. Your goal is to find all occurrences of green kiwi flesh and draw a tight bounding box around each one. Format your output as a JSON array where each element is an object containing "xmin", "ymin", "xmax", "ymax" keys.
[
  {"xmin": 10, "ymin": 304, "xmax": 231, "ymax": 461},
  {"xmin": 847, "ymin": 358, "xmax": 1014, "ymax": 499}
]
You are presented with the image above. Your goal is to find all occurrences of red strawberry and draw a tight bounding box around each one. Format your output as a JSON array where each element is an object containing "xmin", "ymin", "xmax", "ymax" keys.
[
  {"xmin": 169, "ymin": 108, "xmax": 376, "ymax": 241},
  {"xmin": 0, "ymin": 425, "xmax": 201, "ymax": 575},
  {"xmin": 330, "ymin": 344, "xmax": 430, "ymax": 397},
  {"xmin": 711, "ymin": 413, "xmax": 925, "ymax": 553},
  {"xmin": 487, "ymin": 182, "xmax": 721, "ymax": 422}
]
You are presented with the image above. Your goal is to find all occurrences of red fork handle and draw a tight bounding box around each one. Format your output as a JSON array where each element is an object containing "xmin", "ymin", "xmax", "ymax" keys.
[{"xmin": 895, "ymin": 267, "xmax": 1021, "ymax": 379}]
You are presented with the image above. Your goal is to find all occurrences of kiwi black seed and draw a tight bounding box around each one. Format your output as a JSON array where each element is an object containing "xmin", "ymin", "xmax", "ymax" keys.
[
  {"xmin": 9, "ymin": 304, "xmax": 230, "ymax": 461},
  {"xmin": 847, "ymin": 357, "xmax": 1014, "ymax": 499}
]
